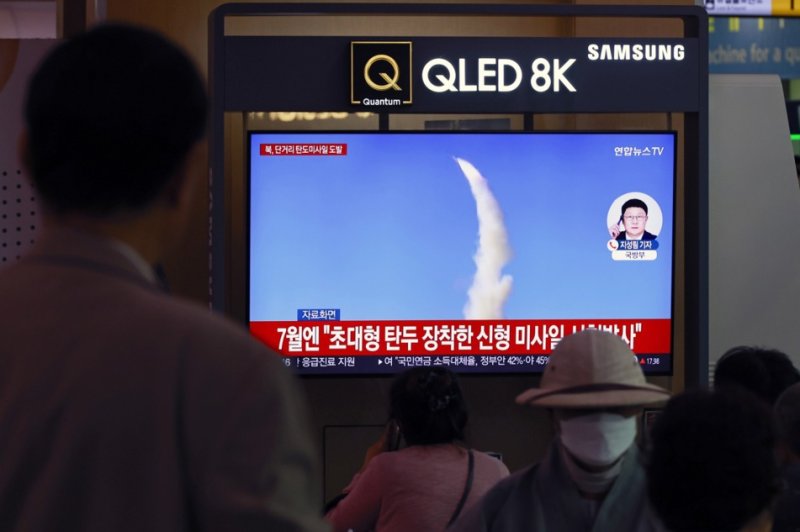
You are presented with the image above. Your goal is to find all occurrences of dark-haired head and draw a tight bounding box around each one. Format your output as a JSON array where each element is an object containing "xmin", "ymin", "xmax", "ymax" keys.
[
  {"xmin": 714, "ymin": 345, "xmax": 800, "ymax": 405},
  {"xmin": 647, "ymin": 388, "xmax": 779, "ymax": 531},
  {"xmin": 620, "ymin": 198, "xmax": 648, "ymax": 219},
  {"xmin": 389, "ymin": 367, "xmax": 468, "ymax": 446},
  {"xmin": 23, "ymin": 23, "xmax": 207, "ymax": 216}
]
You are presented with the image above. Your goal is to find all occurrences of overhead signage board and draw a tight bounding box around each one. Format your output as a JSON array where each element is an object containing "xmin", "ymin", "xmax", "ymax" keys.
[
  {"xmin": 709, "ymin": 16, "xmax": 800, "ymax": 76},
  {"xmin": 224, "ymin": 36, "xmax": 701, "ymax": 113},
  {"xmin": 705, "ymin": 0, "xmax": 800, "ymax": 16}
]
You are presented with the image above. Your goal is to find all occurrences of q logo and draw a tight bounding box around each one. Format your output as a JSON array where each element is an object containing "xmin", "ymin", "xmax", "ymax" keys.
[
  {"xmin": 364, "ymin": 54, "xmax": 401, "ymax": 91},
  {"xmin": 351, "ymin": 41, "xmax": 412, "ymax": 106}
]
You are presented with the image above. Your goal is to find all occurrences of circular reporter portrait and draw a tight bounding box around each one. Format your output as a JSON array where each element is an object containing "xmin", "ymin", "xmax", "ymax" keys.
[{"xmin": 607, "ymin": 192, "xmax": 663, "ymax": 240}]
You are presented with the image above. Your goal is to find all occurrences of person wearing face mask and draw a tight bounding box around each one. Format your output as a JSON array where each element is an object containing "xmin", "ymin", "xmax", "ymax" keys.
[{"xmin": 448, "ymin": 329, "xmax": 670, "ymax": 532}]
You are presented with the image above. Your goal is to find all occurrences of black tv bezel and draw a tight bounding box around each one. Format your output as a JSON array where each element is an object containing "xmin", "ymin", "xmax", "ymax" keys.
[{"xmin": 245, "ymin": 129, "xmax": 678, "ymax": 377}]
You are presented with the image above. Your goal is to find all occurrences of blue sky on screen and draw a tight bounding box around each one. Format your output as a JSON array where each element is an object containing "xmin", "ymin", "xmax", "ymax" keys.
[{"xmin": 249, "ymin": 132, "xmax": 675, "ymax": 321}]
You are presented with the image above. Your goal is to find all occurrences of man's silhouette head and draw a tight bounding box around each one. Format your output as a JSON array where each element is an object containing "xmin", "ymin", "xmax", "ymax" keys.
[{"xmin": 22, "ymin": 24, "xmax": 207, "ymax": 218}]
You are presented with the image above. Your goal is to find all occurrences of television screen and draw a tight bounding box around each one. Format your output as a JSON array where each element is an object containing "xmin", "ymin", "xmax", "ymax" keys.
[{"xmin": 248, "ymin": 131, "xmax": 676, "ymax": 375}]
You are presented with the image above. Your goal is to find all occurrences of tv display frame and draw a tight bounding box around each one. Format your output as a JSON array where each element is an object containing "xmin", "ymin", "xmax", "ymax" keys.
[{"xmin": 247, "ymin": 130, "xmax": 676, "ymax": 376}]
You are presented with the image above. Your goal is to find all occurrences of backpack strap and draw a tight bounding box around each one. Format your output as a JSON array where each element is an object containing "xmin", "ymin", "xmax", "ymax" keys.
[{"xmin": 447, "ymin": 449, "xmax": 475, "ymax": 527}]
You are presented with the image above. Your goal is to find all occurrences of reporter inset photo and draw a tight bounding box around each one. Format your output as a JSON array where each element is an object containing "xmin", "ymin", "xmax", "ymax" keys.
[{"xmin": 607, "ymin": 193, "xmax": 663, "ymax": 242}]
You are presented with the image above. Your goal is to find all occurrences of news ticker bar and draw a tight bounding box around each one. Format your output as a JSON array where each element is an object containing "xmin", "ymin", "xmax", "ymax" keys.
[
  {"xmin": 250, "ymin": 318, "xmax": 671, "ymax": 356},
  {"xmin": 284, "ymin": 353, "xmax": 673, "ymax": 375}
]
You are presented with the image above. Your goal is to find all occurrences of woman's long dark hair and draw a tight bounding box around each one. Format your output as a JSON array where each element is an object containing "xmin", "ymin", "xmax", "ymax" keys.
[{"xmin": 389, "ymin": 367, "xmax": 468, "ymax": 446}]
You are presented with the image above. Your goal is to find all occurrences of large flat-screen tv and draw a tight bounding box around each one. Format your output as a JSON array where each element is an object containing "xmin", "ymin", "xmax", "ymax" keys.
[{"xmin": 248, "ymin": 131, "xmax": 676, "ymax": 375}]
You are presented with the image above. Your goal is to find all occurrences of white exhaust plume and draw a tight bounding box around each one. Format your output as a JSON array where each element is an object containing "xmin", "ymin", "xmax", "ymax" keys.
[{"xmin": 455, "ymin": 157, "xmax": 513, "ymax": 319}]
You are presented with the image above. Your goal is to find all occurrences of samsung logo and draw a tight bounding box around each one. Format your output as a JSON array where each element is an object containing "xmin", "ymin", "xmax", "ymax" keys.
[{"xmin": 587, "ymin": 44, "xmax": 685, "ymax": 62}]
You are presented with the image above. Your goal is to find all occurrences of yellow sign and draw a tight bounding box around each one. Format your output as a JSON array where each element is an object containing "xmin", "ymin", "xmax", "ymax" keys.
[
  {"xmin": 707, "ymin": 0, "xmax": 800, "ymax": 16},
  {"xmin": 773, "ymin": 0, "xmax": 800, "ymax": 15}
]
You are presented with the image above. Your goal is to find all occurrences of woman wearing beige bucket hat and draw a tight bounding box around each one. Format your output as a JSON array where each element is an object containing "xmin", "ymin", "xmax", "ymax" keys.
[{"xmin": 449, "ymin": 329, "xmax": 670, "ymax": 532}]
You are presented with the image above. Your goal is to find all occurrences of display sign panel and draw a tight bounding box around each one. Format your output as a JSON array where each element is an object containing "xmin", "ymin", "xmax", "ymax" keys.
[
  {"xmin": 708, "ymin": 15, "xmax": 800, "ymax": 77},
  {"xmin": 224, "ymin": 37, "xmax": 700, "ymax": 113},
  {"xmin": 248, "ymin": 132, "xmax": 676, "ymax": 375}
]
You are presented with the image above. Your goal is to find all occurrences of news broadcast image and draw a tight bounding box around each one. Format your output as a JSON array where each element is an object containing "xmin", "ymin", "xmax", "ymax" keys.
[{"xmin": 248, "ymin": 132, "xmax": 675, "ymax": 375}]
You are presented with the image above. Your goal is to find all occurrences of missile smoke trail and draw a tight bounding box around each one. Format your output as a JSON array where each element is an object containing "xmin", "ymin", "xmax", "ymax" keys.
[{"xmin": 455, "ymin": 157, "xmax": 513, "ymax": 319}]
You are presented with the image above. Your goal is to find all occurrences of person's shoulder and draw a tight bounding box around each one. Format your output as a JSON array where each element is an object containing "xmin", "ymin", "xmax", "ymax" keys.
[
  {"xmin": 447, "ymin": 464, "xmax": 539, "ymax": 532},
  {"xmin": 369, "ymin": 449, "xmax": 406, "ymax": 469},
  {"xmin": 143, "ymin": 293, "xmax": 288, "ymax": 375},
  {"xmin": 472, "ymin": 450, "xmax": 511, "ymax": 476},
  {"xmin": 368, "ymin": 445, "xmax": 466, "ymax": 476},
  {"xmin": 494, "ymin": 463, "xmax": 538, "ymax": 488},
  {"xmin": 474, "ymin": 462, "xmax": 538, "ymax": 504},
  {"xmin": 147, "ymin": 293, "xmax": 257, "ymax": 344},
  {"xmin": 355, "ymin": 447, "xmax": 415, "ymax": 483},
  {"xmin": 160, "ymin": 294, "xmax": 252, "ymax": 338},
  {"xmin": 643, "ymin": 230, "xmax": 658, "ymax": 240},
  {"xmin": 369, "ymin": 445, "xmax": 430, "ymax": 470}
]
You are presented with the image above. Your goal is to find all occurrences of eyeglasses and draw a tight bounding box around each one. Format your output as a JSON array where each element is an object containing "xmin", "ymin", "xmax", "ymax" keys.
[{"xmin": 623, "ymin": 215, "xmax": 646, "ymax": 222}]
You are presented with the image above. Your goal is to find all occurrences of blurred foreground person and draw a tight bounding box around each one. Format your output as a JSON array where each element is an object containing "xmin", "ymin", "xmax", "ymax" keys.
[
  {"xmin": 773, "ymin": 382, "xmax": 800, "ymax": 532},
  {"xmin": 450, "ymin": 329, "xmax": 670, "ymax": 531},
  {"xmin": 714, "ymin": 345, "xmax": 800, "ymax": 405},
  {"xmin": 648, "ymin": 389, "xmax": 779, "ymax": 532},
  {"xmin": 0, "ymin": 24, "xmax": 326, "ymax": 532},
  {"xmin": 326, "ymin": 367, "xmax": 509, "ymax": 532}
]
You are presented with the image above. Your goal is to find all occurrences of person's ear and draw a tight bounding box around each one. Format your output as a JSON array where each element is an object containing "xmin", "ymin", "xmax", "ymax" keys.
[{"xmin": 164, "ymin": 141, "xmax": 204, "ymax": 209}]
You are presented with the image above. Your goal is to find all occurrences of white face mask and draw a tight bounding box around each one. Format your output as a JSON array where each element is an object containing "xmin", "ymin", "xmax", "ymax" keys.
[{"xmin": 558, "ymin": 411, "xmax": 637, "ymax": 467}]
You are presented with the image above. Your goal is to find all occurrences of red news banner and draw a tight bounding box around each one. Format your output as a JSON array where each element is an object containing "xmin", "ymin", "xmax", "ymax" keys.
[
  {"xmin": 259, "ymin": 143, "xmax": 348, "ymax": 156},
  {"xmin": 250, "ymin": 319, "xmax": 671, "ymax": 357}
]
